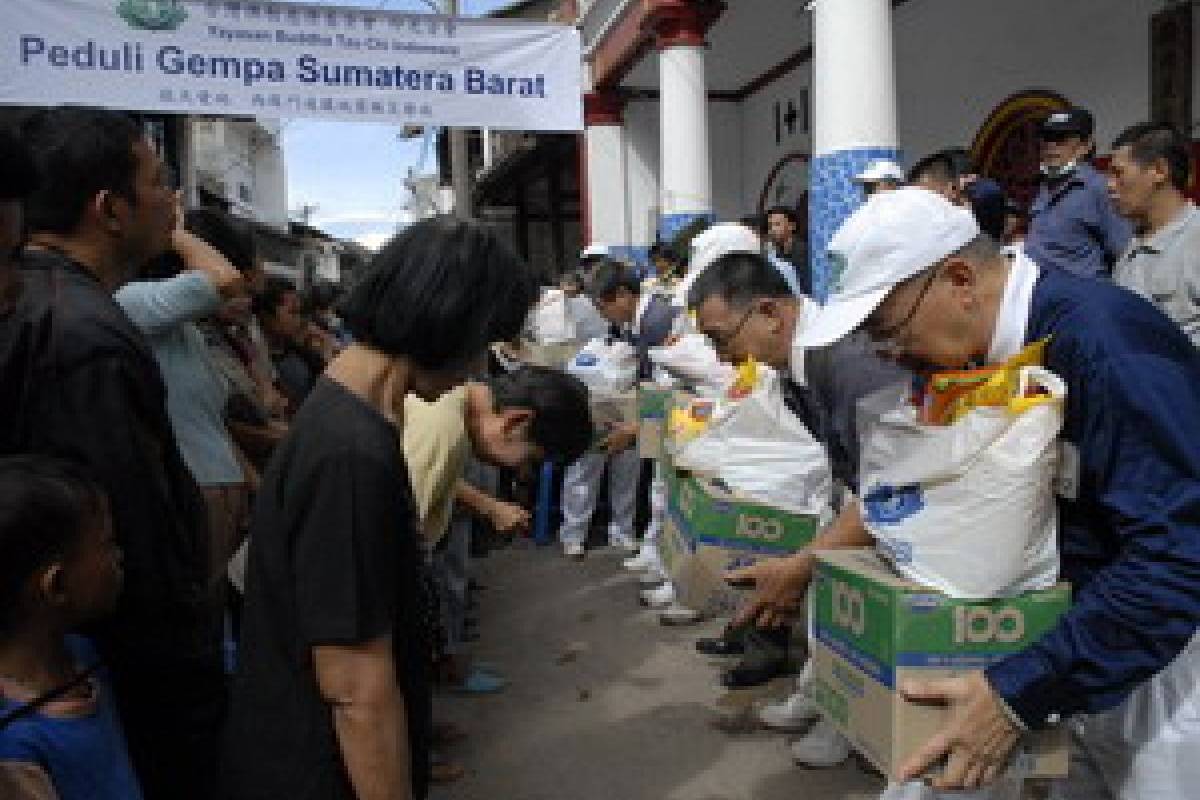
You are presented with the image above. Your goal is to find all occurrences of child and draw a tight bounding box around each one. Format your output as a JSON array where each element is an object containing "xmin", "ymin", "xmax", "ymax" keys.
[{"xmin": 0, "ymin": 455, "xmax": 138, "ymax": 800}]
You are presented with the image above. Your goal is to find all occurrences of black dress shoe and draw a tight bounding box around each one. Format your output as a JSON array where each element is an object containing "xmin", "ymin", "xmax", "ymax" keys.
[
  {"xmin": 720, "ymin": 654, "xmax": 787, "ymax": 688},
  {"xmin": 696, "ymin": 625, "xmax": 747, "ymax": 656},
  {"xmin": 720, "ymin": 626, "xmax": 790, "ymax": 688}
]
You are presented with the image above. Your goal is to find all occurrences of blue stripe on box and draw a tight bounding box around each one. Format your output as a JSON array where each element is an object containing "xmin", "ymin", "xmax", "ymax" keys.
[{"xmin": 815, "ymin": 624, "xmax": 896, "ymax": 689}]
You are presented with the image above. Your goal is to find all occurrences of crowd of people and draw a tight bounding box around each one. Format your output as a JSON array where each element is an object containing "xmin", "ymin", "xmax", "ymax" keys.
[
  {"xmin": 0, "ymin": 98, "xmax": 1197, "ymax": 800},
  {"xmin": 0, "ymin": 106, "xmax": 592, "ymax": 800}
]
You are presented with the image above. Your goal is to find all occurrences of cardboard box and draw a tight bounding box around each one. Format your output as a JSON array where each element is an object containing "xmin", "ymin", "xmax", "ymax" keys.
[
  {"xmin": 525, "ymin": 341, "xmax": 578, "ymax": 370},
  {"xmin": 811, "ymin": 549, "xmax": 1070, "ymax": 780},
  {"xmin": 662, "ymin": 468, "xmax": 819, "ymax": 617},
  {"xmin": 636, "ymin": 384, "xmax": 679, "ymax": 460}
]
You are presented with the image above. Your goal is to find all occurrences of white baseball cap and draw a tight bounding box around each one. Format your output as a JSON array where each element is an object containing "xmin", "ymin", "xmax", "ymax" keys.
[
  {"xmin": 674, "ymin": 223, "xmax": 762, "ymax": 305},
  {"xmin": 797, "ymin": 187, "xmax": 980, "ymax": 349},
  {"xmin": 853, "ymin": 159, "xmax": 905, "ymax": 185},
  {"xmin": 580, "ymin": 243, "xmax": 611, "ymax": 259}
]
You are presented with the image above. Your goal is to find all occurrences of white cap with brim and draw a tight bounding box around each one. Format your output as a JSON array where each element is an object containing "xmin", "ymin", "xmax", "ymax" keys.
[
  {"xmin": 580, "ymin": 244, "xmax": 611, "ymax": 259},
  {"xmin": 674, "ymin": 223, "xmax": 762, "ymax": 305},
  {"xmin": 797, "ymin": 187, "xmax": 981, "ymax": 349},
  {"xmin": 853, "ymin": 159, "xmax": 905, "ymax": 185}
]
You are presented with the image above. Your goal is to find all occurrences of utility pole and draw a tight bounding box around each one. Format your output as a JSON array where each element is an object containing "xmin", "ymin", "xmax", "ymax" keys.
[{"xmin": 446, "ymin": 0, "xmax": 473, "ymax": 219}]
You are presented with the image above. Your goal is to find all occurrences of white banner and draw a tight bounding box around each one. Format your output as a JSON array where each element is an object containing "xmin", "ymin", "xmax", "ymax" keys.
[{"xmin": 0, "ymin": 0, "xmax": 582, "ymax": 130}]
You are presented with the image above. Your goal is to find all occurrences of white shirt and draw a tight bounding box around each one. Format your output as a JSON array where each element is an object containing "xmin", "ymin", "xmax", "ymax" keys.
[
  {"xmin": 789, "ymin": 294, "xmax": 819, "ymax": 386},
  {"xmin": 987, "ymin": 246, "xmax": 1040, "ymax": 363}
]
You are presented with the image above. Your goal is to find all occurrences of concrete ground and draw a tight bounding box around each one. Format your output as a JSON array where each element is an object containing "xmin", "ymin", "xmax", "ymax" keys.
[{"xmin": 433, "ymin": 541, "xmax": 885, "ymax": 800}]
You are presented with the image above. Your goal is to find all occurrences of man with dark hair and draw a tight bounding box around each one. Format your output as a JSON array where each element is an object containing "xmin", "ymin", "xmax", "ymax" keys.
[
  {"xmin": 1109, "ymin": 122, "xmax": 1199, "ymax": 346},
  {"xmin": 1025, "ymin": 107, "xmax": 1131, "ymax": 277},
  {"xmin": 688, "ymin": 251, "xmax": 904, "ymax": 739},
  {"xmin": 648, "ymin": 241, "xmax": 683, "ymax": 287},
  {"xmin": 254, "ymin": 275, "xmax": 326, "ymax": 410},
  {"xmin": 909, "ymin": 148, "xmax": 1006, "ymax": 240},
  {"xmin": 0, "ymin": 126, "xmax": 36, "ymax": 313},
  {"xmin": 556, "ymin": 259, "xmax": 678, "ymax": 559},
  {"xmin": 224, "ymin": 215, "xmax": 538, "ymax": 800},
  {"xmin": 0, "ymin": 107, "xmax": 223, "ymax": 800},
  {"xmin": 765, "ymin": 204, "xmax": 810, "ymax": 295}
]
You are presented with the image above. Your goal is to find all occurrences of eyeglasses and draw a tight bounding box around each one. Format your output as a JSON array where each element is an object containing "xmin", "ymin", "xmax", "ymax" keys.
[
  {"xmin": 865, "ymin": 267, "xmax": 939, "ymax": 348},
  {"xmin": 707, "ymin": 304, "xmax": 756, "ymax": 351}
]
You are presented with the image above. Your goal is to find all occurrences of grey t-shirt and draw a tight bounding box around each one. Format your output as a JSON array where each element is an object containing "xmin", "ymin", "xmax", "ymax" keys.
[
  {"xmin": 116, "ymin": 272, "xmax": 243, "ymax": 486},
  {"xmin": 1113, "ymin": 203, "xmax": 1200, "ymax": 348}
]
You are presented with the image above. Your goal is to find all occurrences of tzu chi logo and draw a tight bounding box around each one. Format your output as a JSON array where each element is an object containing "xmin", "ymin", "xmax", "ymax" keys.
[{"xmin": 117, "ymin": 0, "xmax": 189, "ymax": 31}]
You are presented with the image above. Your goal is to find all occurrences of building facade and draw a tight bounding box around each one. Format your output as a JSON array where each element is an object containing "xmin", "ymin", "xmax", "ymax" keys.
[{"xmin": 574, "ymin": 0, "xmax": 1199, "ymax": 289}]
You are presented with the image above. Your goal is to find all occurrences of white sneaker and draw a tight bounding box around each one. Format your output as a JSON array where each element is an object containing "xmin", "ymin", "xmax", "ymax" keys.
[
  {"xmin": 623, "ymin": 543, "xmax": 658, "ymax": 571},
  {"xmin": 639, "ymin": 582, "xmax": 675, "ymax": 609},
  {"xmin": 638, "ymin": 569, "xmax": 666, "ymax": 587},
  {"xmin": 563, "ymin": 542, "xmax": 585, "ymax": 559},
  {"xmin": 790, "ymin": 718, "xmax": 851, "ymax": 767},
  {"xmin": 610, "ymin": 536, "xmax": 640, "ymax": 554},
  {"xmin": 759, "ymin": 690, "xmax": 821, "ymax": 731},
  {"xmin": 659, "ymin": 603, "xmax": 702, "ymax": 626}
]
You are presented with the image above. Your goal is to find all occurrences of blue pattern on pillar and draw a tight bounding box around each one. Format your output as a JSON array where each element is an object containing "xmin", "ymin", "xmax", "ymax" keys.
[
  {"xmin": 657, "ymin": 211, "xmax": 715, "ymax": 245},
  {"xmin": 810, "ymin": 147, "xmax": 901, "ymax": 303}
]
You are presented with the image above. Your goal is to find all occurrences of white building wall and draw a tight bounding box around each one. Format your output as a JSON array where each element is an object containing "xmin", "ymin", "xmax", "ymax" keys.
[
  {"xmin": 740, "ymin": 64, "xmax": 813, "ymax": 215},
  {"xmin": 623, "ymin": 99, "xmax": 660, "ymax": 248},
  {"xmin": 613, "ymin": 99, "xmax": 744, "ymax": 240},
  {"xmin": 191, "ymin": 117, "xmax": 289, "ymax": 230},
  {"xmin": 893, "ymin": 0, "xmax": 1161, "ymax": 163},
  {"xmin": 708, "ymin": 101, "xmax": 744, "ymax": 222}
]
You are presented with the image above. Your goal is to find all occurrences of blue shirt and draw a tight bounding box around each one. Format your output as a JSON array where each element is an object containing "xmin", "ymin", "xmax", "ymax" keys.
[
  {"xmin": 985, "ymin": 267, "xmax": 1200, "ymax": 726},
  {"xmin": 1024, "ymin": 163, "xmax": 1132, "ymax": 279},
  {"xmin": 0, "ymin": 637, "xmax": 143, "ymax": 800},
  {"xmin": 115, "ymin": 273, "xmax": 243, "ymax": 486}
]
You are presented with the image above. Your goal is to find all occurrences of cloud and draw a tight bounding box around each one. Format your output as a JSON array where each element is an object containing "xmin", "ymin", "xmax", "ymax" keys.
[
  {"xmin": 309, "ymin": 209, "xmax": 400, "ymax": 228},
  {"xmin": 355, "ymin": 231, "xmax": 393, "ymax": 251}
]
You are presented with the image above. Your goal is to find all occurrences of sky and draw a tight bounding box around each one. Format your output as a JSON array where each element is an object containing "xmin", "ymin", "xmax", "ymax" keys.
[{"xmin": 284, "ymin": 0, "xmax": 518, "ymax": 250}]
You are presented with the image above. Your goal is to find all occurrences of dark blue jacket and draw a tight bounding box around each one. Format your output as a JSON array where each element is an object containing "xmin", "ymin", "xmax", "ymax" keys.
[
  {"xmin": 985, "ymin": 267, "xmax": 1200, "ymax": 726},
  {"xmin": 1024, "ymin": 163, "xmax": 1132, "ymax": 279},
  {"xmin": 623, "ymin": 293, "xmax": 678, "ymax": 381}
]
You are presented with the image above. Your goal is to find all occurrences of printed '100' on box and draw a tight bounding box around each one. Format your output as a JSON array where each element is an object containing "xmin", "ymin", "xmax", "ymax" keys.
[{"xmin": 811, "ymin": 549, "xmax": 1070, "ymax": 780}]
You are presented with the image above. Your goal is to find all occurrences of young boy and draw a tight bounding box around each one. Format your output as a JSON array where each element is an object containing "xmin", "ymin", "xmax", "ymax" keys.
[{"xmin": 0, "ymin": 455, "xmax": 135, "ymax": 800}]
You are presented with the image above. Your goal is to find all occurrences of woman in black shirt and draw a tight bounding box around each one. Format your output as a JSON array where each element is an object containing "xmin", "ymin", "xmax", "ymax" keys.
[{"xmin": 222, "ymin": 216, "xmax": 538, "ymax": 800}]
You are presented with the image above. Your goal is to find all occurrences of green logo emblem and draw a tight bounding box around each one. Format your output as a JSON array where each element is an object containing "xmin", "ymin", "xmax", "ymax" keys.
[
  {"xmin": 827, "ymin": 250, "xmax": 849, "ymax": 295},
  {"xmin": 117, "ymin": 0, "xmax": 188, "ymax": 31}
]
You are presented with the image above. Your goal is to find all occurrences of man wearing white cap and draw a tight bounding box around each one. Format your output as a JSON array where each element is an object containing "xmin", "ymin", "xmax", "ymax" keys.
[
  {"xmin": 854, "ymin": 159, "xmax": 905, "ymax": 196},
  {"xmin": 727, "ymin": 187, "xmax": 1200, "ymax": 797}
]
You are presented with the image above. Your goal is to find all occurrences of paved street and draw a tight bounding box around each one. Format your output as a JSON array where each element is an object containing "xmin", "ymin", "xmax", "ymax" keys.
[{"xmin": 434, "ymin": 542, "xmax": 885, "ymax": 800}]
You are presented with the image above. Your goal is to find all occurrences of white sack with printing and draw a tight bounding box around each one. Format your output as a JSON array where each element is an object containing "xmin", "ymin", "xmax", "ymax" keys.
[
  {"xmin": 528, "ymin": 288, "xmax": 576, "ymax": 344},
  {"xmin": 648, "ymin": 334, "xmax": 733, "ymax": 393},
  {"xmin": 566, "ymin": 338, "xmax": 638, "ymax": 394},
  {"xmin": 858, "ymin": 367, "xmax": 1065, "ymax": 599},
  {"xmin": 673, "ymin": 368, "xmax": 832, "ymax": 516}
]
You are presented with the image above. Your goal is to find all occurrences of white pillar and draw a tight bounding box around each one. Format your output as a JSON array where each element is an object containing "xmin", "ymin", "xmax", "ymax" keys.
[
  {"xmin": 651, "ymin": 4, "xmax": 718, "ymax": 246},
  {"xmin": 583, "ymin": 91, "xmax": 630, "ymax": 254},
  {"xmin": 810, "ymin": 0, "xmax": 899, "ymax": 300}
]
